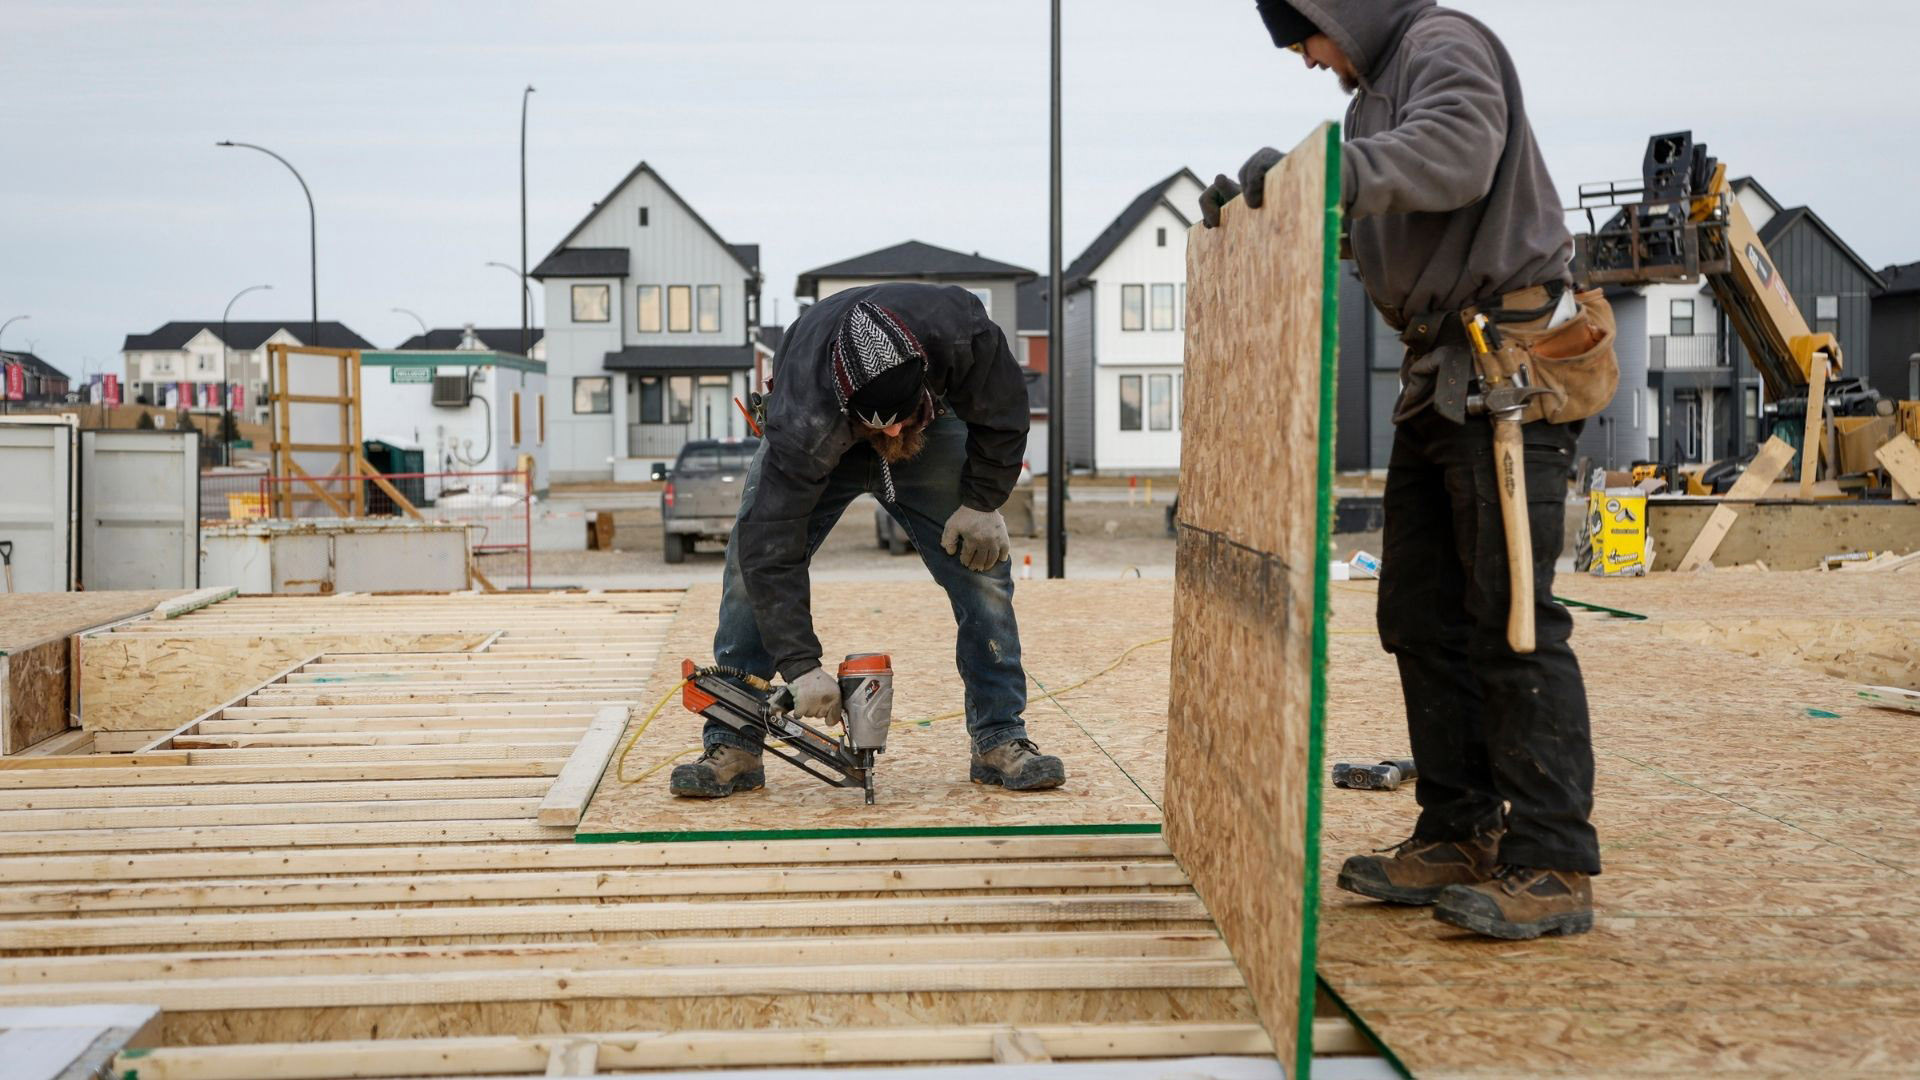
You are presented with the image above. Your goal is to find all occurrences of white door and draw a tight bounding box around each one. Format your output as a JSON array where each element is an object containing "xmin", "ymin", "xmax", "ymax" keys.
[
  {"xmin": 81, "ymin": 429, "xmax": 200, "ymax": 590},
  {"xmin": 0, "ymin": 422, "xmax": 75, "ymax": 592},
  {"xmin": 697, "ymin": 379, "xmax": 731, "ymax": 439}
]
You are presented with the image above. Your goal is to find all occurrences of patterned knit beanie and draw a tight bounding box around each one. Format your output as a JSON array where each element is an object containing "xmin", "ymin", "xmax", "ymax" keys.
[{"xmin": 832, "ymin": 301, "xmax": 927, "ymax": 428}]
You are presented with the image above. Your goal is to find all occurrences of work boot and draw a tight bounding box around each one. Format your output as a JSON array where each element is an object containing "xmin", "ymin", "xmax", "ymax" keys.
[
  {"xmin": 1335, "ymin": 824, "xmax": 1501, "ymax": 905},
  {"xmin": 668, "ymin": 744, "xmax": 765, "ymax": 798},
  {"xmin": 1434, "ymin": 865, "xmax": 1594, "ymax": 940},
  {"xmin": 971, "ymin": 738, "xmax": 1066, "ymax": 791}
]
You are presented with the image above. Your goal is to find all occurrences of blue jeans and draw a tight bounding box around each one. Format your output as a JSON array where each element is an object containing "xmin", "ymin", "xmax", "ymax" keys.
[{"xmin": 707, "ymin": 414, "xmax": 1029, "ymax": 755}]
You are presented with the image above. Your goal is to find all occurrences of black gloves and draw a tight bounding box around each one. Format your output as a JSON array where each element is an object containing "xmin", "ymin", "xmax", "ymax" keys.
[
  {"xmin": 1199, "ymin": 147, "xmax": 1285, "ymax": 228},
  {"xmin": 1239, "ymin": 146, "xmax": 1284, "ymax": 208},
  {"xmin": 1199, "ymin": 174, "xmax": 1242, "ymax": 229}
]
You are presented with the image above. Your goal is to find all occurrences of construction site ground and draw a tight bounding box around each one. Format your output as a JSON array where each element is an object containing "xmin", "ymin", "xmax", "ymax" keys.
[{"xmin": 3, "ymin": 565, "xmax": 1914, "ymax": 1077}]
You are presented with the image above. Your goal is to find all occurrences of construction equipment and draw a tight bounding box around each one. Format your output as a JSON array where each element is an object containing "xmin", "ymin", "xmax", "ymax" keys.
[
  {"xmin": 1574, "ymin": 131, "xmax": 1913, "ymax": 492},
  {"xmin": 680, "ymin": 653, "xmax": 894, "ymax": 804},
  {"xmin": 1465, "ymin": 314, "xmax": 1554, "ymax": 653},
  {"xmin": 1332, "ymin": 758, "xmax": 1418, "ymax": 791}
]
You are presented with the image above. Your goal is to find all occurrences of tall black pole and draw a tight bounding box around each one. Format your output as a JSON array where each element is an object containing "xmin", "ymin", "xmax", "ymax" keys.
[
  {"xmin": 1046, "ymin": 0, "xmax": 1066, "ymax": 578},
  {"xmin": 218, "ymin": 141, "xmax": 317, "ymax": 346},
  {"xmin": 521, "ymin": 86, "xmax": 536, "ymax": 358}
]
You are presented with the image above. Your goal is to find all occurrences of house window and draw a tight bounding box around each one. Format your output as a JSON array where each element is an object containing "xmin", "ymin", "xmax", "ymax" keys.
[
  {"xmin": 1151, "ymin": 285, "xmax": 1175, "ymax": 331},
  {"xmin": 1178, "ymin": 284, "xmax": 1186, "ymax": 330},
  {"xmin": 573, "ymin": 376, "xmax": 611, "ymax": 414},
  {"xmin": 1119, "ymin": 374, "xmax": 1142, "ymax": 431},
  {"xmin": 966, "ymin": 287, "xmax": 993, "ymax": 316},
  {"xmin": 637, "ymin": 375, "xmax": 664, "ymax": 423},
  {"xmin": 1743, "ymin": 385, "xmax": 1759, "ymax": 445},
  {"xmin": 668, "ymin": 375, "xmax": 694, "ymax": 423},
  {"xmin": 1148, "ymin": 374, "xmax": 1173, "ymax": 430},
  {"xmin": 1176, "ymin": 375, "xmax": 1183, "ymax": 428},
  {"xmin": 571, "ymin": 284, "xmax": 610, "ymax": 323},
  {"xmin": 1156, "ymin": 227, "xmax": 1167, "ymax": 247},
  {"xmin": 697, "ymin": 285, "xmax": 722, "ymax": 333},
  {"xmin": 637, "ymin": 286, "xmax": 662, "ymax": 333},
  {"xmin": 1815, "ymin": 294, "xmax": 1839, "ymax": 336},
  {"xmin": 511, "ymin": 391, "xmax": 522, "ymax": 445},
  {"xmin": 667, "ymin": 286, "xmax": 692, "ymax": 333},
  {"xmin": 1670, "ymin": 298, "xmax": 1694, "ymax": 337},
  {"xmin": 1120, "ymin": 285, "xmax": 1145, "ymax": 331},
  {"xmin": 638, "ymin": 206, "xmax": 650, "ymax": 227}
]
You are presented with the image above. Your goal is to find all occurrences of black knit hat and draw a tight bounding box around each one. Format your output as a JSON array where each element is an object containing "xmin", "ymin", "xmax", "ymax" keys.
[
  {"xmin": 832, "ymin": 300, "xmax": 927, "ymax": 428},
  {"xmin": 1254, "ymin": 0, "xmax": 1318, "ymax": 49}
]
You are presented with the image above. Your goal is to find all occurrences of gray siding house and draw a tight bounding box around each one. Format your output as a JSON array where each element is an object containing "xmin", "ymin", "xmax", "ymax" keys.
[
  {"xmin": 1870, "ymin": 260, "xmax": 1920, "ymax": 401},
  {"xmin": 794, "ymin": 240, "xmax": 1034, "ymax": 350},
  {"xmin": 532, "ymin": 162, "xmax": 762, "ymax": 482}
]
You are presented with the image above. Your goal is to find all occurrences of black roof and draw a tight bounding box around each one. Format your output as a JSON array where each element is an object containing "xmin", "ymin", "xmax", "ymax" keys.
[
  {"xmin": 1757, "ymin": 207, "xmax": 1885, "ymax": 290},
  {"xmin": 1878, "ymin": 260, "xmax": 1920, "ymax": 298},
  {"xmin": 536, "ymin": 161, "xmax": 757, "ymax": 279},
  {"xmin": 121, "ymin": 321, "xmax": 373, "ymax": 352},
  {"xmin": 0, "ymin": 350, "xmax": 67, "ymax": 381},
  {"xmin": 796, "ymin": 241, "xmax": 1036, "ymax": 297},
  {"xmin": 1064, "ymin": 168, "xmax": 1200, "ymax": 291},
  {"xmin": 602, "ymin": 344, "xmax": 756, "ymax": 372},
  {"xmin": 530, "ymin": 247, "xmax": 630, "ymax": 279},
  {"xmin": 395, "ymin": 327, "xmax": 547, "ymax": 352},
  {"xmin": 754, "ymin": 324, "xmax": 785, "ymax": 354}
]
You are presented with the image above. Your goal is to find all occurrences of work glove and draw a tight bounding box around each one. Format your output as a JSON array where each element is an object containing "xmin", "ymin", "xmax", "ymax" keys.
[
  {"xmin": 788, "ymin": 665, "xmax": 843, "ymax": 727},
  {"xmin": 1238, "ymin": 146, "xmax": 1285, "ymax": 210},
  {"xmin": 1199, "ymin": 174, "xmax": 1241, "ymax": 229},
  {"xmin": 941, "ymin": 506, "xmax": 1010, "ymax": 572}
]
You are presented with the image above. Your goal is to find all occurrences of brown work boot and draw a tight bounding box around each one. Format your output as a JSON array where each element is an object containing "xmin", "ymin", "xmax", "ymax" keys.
[
  {"xmin": 668, "ymin": 744, "xmax": 765, "ymax": 798},
  {"xmin": 971, "ymin": 738, "xmax": 1066, "ymax": 791},
  {"xmin": 1336, "ymin": 825, "xmax": 1501, "ymax": 905},
  {"xmin": 1434, "ymin": 865, "xmax": 1594, "ymax": 940}
]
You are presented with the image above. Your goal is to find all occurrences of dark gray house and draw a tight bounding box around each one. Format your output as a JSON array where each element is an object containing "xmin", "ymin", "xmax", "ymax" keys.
[
  {"xmin": 1870, "ymin": 260, "xmax": 1920, "ymax": 401},
  {"xmin": 794, "ymin": 240, "xmax": 1034, "ymax": 350}
]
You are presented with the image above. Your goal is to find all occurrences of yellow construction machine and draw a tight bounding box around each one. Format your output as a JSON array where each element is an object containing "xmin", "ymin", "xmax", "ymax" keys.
[{"xmin": 1573, "ymin": 132, "xmax": 1915, "ymax": 495}]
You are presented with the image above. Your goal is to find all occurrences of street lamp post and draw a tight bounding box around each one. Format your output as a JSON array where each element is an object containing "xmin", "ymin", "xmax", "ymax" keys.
[
  {"xmin": 216, "ymin": 142, "xmax": 317, "ymax": 346},
  {"xmin": 485, "ymin": 262, "xmax": 535, "ymax": 352},
  {"xmin": 220, "ymin": 284, "xmax": 273, "ymax": 465},
  {"xmin": 392, "ymin": 308, "xmax": 429, "ymax": 340},
  {"xmin": 520, "ymin": 86, "xmax": 536, "ymax": 359}
]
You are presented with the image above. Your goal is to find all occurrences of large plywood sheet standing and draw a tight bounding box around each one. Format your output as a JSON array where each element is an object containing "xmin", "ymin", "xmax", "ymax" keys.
[{"xmin": 1167, "ymin": 122, "xmax": 1339, "ymax": 1078}]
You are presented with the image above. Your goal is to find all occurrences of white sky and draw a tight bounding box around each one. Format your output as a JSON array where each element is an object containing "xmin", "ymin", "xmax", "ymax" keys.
[{"xmin": 5, "ymin": 0, "xmax": 1918, "ymax": 377}]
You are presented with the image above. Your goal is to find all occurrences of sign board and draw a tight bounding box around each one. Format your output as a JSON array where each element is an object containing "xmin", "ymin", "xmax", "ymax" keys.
[
  {"xmin": 392, "ymin": 366, "xmax": 435, "ymax": 384},
  {"xmin": 3, "ymin": 363, "xmax": 21, "ymax": 401},
  {"xmin": 103, "ymin": 373, "xmax": 121, "ymax": 405}
]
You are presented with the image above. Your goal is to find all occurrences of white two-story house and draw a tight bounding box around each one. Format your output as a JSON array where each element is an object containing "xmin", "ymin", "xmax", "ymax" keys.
[
  {"xmin": 1060, "ymin": 168, "xmax": 1205, "ymax": 475},
  {"xmin": 120, "ymin": 321, "xmax": 374, "ymax": 422},
  {"xmin": 531, "ymin": 162, "xmax": 762, "ymax": 482}
]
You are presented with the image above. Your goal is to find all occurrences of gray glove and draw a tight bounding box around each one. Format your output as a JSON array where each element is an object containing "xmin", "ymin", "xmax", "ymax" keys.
[
  {"xmin": 1199, "ymin": 173, "xmax": 1241, "ymax": 229},
  {"xmin": 788, "ymin": 666, "xmax": 843, "ymax": 727},
  {"xmin": 941, "ymin": 506, "xmax": 1010, "ymax": 572},
  {"xmin": 1239, "ymin": 146, "xmax": 1284, "ymax": 210}
]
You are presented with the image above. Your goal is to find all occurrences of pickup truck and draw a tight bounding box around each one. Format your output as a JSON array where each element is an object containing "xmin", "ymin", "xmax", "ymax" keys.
[{"xmin": 661, "ymin": 438, "xmax": 760, "ymax": 563}]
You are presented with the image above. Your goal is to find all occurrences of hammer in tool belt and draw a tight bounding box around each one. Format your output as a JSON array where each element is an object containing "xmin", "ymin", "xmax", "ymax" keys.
[{"xmin": 1465, "ymin": 314, "xmax": 1552, "ymax": 654}]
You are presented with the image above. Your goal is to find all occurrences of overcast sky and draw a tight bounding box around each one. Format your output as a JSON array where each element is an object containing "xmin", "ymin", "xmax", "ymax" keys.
[{"xmin": 5, "ymin": 0, "xmax": 1917, "ymax": 378}]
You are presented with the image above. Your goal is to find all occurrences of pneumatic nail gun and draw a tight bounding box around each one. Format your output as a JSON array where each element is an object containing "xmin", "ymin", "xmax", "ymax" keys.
[{"xmin": 680, "ymin": 653, "xmax": 894, "ymax": 804}]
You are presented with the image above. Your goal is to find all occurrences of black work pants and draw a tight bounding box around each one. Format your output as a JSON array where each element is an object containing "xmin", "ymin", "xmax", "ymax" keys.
[{"xmin": 1376, "ymin": 410, "xmax": 1601, "ymax": 874}]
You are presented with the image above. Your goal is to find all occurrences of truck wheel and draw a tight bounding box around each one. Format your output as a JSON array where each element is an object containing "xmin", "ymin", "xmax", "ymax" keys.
[
  {"xmin": 888, "ymin": 530, "xmax": 909, "ymax": 556},
  {"xmin": 663, "ymin": 532, "xmax": 687, "ymax": 564}
]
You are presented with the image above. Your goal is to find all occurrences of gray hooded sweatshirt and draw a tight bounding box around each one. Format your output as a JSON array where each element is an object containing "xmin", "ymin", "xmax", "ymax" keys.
[{"xmin": 1290, "ymin": 0, "xmax": 1573, "ymax": 422}]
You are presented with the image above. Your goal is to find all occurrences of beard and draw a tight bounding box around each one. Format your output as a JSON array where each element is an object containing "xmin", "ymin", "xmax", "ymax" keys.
[
  {"xmin": 1338, "ymin": 71, "xmax": 1358, "ymax": 94},
  {"xmin": 863, "ymin": 423, "xmax": 928, "ymax": 464}
]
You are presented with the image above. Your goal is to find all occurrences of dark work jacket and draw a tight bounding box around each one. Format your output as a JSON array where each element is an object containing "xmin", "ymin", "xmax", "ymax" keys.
[
  {"xmin": 737, "ymin": 283, "xmax": 1029, "ymax": 680},
  {"xmin": 1292, "ymin": 0, "xmax": 1573, "ymax": 422}
]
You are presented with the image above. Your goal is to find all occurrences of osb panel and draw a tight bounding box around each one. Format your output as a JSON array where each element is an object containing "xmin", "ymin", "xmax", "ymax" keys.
[
  {"xmin": 1318, "ymin": 579, "xmax": 1920, "ymax": 1076},
  {"xmin": 79, "ymin": 632, "xmax": 491, "ymax": 731},
  {"xmin": 1649, "ymin": 501, "xmax": 1920, "ymax": 571},
  {"xmin": 1559, "ymin": 567, "xmax": 1918, "ymax": 619},
  {"xmin": 155, "ymin": 988, "xmax": 1255, "ymax": 1046},
  {"xmin": 0, "ymin": 589, "xmax": 186, "ymax": 651},
  {"xmin": 3, "ymin": 638, "xmax": 70, "ymax": 754},
  {"xmin": 1165, "ymin": 122, "xmax": 1336, "ymax": 1075},
  {"xmin": 578, "ymin": 580, "xmax": 1173, "ymax": 837}
]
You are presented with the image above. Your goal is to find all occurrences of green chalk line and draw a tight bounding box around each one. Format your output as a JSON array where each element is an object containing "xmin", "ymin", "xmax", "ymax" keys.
[{"xmin": 1553, "ymin": 595, "xmax": 1649, "ymax": 620}]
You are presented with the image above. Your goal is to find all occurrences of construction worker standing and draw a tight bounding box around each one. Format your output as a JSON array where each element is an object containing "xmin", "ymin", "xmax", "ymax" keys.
[{"xmin": 1203, "ymin": 0, "xmax": 1617, "ymax": 939}]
